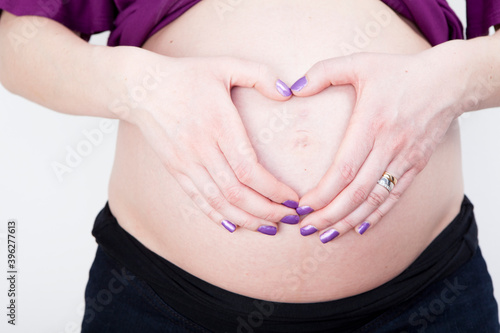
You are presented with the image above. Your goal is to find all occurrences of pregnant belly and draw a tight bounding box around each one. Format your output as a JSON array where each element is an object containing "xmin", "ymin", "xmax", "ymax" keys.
[{"xmin": 108, "ymin": 0, "xmax": 465, "ymax": 302}]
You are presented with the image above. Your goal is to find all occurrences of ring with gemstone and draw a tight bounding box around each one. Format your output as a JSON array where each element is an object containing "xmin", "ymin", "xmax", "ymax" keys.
[{"xmin": 377, "ymin": 172, "xmax": 397, "ymax": 192}]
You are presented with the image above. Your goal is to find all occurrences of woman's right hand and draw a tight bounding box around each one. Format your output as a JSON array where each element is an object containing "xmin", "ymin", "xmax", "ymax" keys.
[
  {"xmin": 0, "ymin": 11, "xmax": 298, "ymax": 234},
  {"xmin": 111, "ymin": 53, "xmax": 300, "ymax": 235}
]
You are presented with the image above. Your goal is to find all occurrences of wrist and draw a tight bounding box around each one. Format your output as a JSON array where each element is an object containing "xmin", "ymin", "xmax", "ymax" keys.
[
  {"xmin": 92, "ymin": 45, "xmax": 172, "ymax": 123},
  {"xmin": 445, "ymin": 36, "xmax": 500, "ymax": 113}
]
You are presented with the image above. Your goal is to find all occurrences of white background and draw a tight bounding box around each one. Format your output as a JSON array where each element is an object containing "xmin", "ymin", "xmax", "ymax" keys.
[{"xmin": 1, "ymin": 1, "xmax": 499, "ymax": 332}]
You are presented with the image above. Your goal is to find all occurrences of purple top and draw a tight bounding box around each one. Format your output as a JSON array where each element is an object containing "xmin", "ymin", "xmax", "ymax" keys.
[{"xmin": 0, "ymin": 0, "xmax": 499, "ymax": 47}]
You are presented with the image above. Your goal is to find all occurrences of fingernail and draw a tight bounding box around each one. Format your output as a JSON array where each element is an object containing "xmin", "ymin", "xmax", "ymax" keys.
[
  {"xmin": 291, "ymin": 76, "xmax": 308, "ymax": 92},
  {"xmin": 296, "ymin": 206, "xmax": 314, "ymax": 216},
  {"xmin": 357, "ymin": 222, "xmax": 371, "ymax": 235},
  {"xmin": 276, "ymin": 79, "xmax": 292, "ymax": 97},
  {"xmin": 300, "ymin": 225, "xmax": 318, "ymax": 236},
  {"xmin": 282, "ymin": 200, "xmax": 299, "ymax": 209},
  {"xmin": 280, "ymin": 215, "xmax": 300, "ymax": 225},
  {"xmin": 221, "ymin": 220, "xmax": 236, "ymax": 233},
  {"xmin": 320, "ymin": 229, "xmax": 340, "ymax": 244},
  {"xmin": 258, "ymin": 225, "xmax": 278, "ymax": 236}
]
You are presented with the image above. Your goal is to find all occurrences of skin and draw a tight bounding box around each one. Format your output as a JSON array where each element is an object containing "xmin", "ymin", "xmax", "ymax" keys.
[
  {"xmin": 0, "ymin": 9, "xmax": 300, "ymax": 233},
  {"xmin": 295, "ymin": 32, "xmax": 500, "ymax": 241},
  {"xmin": 0, "ymin": 0, "xmax": 499, "ymax": 303}
]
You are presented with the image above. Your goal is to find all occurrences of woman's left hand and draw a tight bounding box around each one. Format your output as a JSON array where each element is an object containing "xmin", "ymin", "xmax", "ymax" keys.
[{"xmin": 291, "ymin": 43, "xmax": 475, "ymax": 243}]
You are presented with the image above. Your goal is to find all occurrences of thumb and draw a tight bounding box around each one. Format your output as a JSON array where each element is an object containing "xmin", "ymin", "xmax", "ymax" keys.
[
  {"xmin": 224, "ymin": 57, "xmax": 292, "ymax": 101},
  {"xmin": 290, "ymin": 56, "xmax": 359, "ymax": 97}
]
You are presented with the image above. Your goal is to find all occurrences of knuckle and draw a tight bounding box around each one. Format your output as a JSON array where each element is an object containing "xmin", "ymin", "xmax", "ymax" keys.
[
  {"xmin": 341, "ymin": 216, "xmax": 358, "ymax": 228},
  {"xmin": 388, "ymin": 135, "xmax": 405, "ymax": 151},
  {"xmin": 314, "ymin": 190, "xmax": 332, "ymax": 208},
  {"xmin": 372, "ymin": 118, "xmax": 386, "ymax": 132},
  {"xmin": 316, "ymin": 197, "xmax": 331, "ymax": 209},
  {"xmin": 183, "ymin": 186, "xmax": 198, "ymax": 201},
  {"xmin": 264, "ymin": 180, "xmax": 281, "ymax": 201},
  {"xmin": 217, "ymin": 124, "xmax": 234, "ymax": 143},
  {"xmin": 340, "ymin": 163, "xmax": 357, "ymax": 184},
  {"xmin": 390, "ymin": 187, "xmax": 403, "ymax": 201},
  {"xmin": 366, "ymin": 190, "xmax": 386, "ymax": 207},
  {"xmin": 205, "ymin": 208, "xmax": 219, "ymax": 221},
  {"xmin": 351, "ymin": 186, "xmax": 369, "ymax": 206},
  {"xmin": 413, "ymin": 157, "xmax": 428, "ymax": 172},
  {"xmin": 337, "ymin": 219, "xmax": 356, "ymax": 230},
  {"xmin": 234, "ymin": 160, "xmax": 257, "ymax": 184},
  {"xmin": 319, "ymin": 59, "xmax": 329, "ymax": 76},
  {"xmin": 317, "ymin": 215, "xmax": 334, "ymax": 228},
  {"xmin": 406, "ymin": 148, "xmax": 430, "ymax": 171},
  {"xmin": 237, "ymin": 217, "xmax": 253, "ymax": 229},
  {"xmin": 407, "ymin": 148, "xmax": 424, "ymax": 163},
  {"xmin": 371, "ymin": 208, "xmax": 385, "ymax": 222},
  {"xmin": 224, "ymin": 185, "xmax": 244, "ymax": 205},
  {"xmin": 262, "ymin": 209, "xmax": 280, "ymax": 222},
  {"xmin": 196, "ymin": 197, "xmax": 212, "ymax": 213},
  {"xmin": 206, "ymin": 194, "xmax": 226, "ymax": 211}
]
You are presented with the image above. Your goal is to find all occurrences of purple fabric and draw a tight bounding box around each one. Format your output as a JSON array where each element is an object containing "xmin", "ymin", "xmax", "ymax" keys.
[
  {"xmin": 0, "ymin": 0, "xmax": 201, "ymax": 46},
  {"xmin": 110, "ymin": 0, "xmax": 201, "ymax": 46},
  {"xmin": 466, "ymin": 0, "xmax": 500, "ymax": 38},
  {"xmin": 381, "ymin": 0, "xmax": 465, "ymax": 44},
  {"xmin": 0, "ymin": 0, "xmax": 116, "ymax": 42},
  {"xmin": 0, "ymin": 0, "xmax": 499, "ymax": 47}
]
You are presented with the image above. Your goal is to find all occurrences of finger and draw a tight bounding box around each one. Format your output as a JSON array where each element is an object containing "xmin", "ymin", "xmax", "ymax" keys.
[
  {"xmin": 344, "ymin": 155, "xmax": 419, "ymax": 235},
  {"xmin": 297, "ymin": 120, "xmax": 373, "ymax": 214},
  {"xmin": 222, "ymin": 57, "xmax": 293, "ymax": 100},
  {"xmin": 217, "ymin": 105, "xmax": 300, "ymax": 206},
  {"xmin": 290, "ymin": 55, "xmax": 359, "ymax": 96},
  {"xmin": 201, "ymin": 147, "xmax": 300, "ymax": 224},
  {"xmin": 328, "ymin": 181, "xmax": 391, "ymax": 233},
  {"xmin": 351, "ymin": 171, "xmax": 413, "ymax": 236},
  {"xmin": 314, "ymin": 185, "xmax": 392, "ymax": 241},
  {"xmin": 299, "ymin": 148, "xmax": 392, "ymax": 233},
  {"xmin": 175, "ymin": 168, "xmax": 279, "ymax": 236},
  {"xmin": 307, "ymin": 167, "xmax": 413, "ymax": 243}
]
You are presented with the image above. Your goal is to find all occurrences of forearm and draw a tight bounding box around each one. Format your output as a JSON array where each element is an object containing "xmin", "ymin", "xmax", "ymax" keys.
[
  {"xmin": 446, "ymin": 29, "xmax": 500, "ymax": 113},
  {"xmin": 0, "ymin": 11, "xmax": 161, "ymax": 120}
]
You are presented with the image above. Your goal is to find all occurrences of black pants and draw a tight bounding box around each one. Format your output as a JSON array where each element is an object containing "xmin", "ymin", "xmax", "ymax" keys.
[{"xmin": 83, "ymin": 196, "xmax": 499, "ymax": 332}]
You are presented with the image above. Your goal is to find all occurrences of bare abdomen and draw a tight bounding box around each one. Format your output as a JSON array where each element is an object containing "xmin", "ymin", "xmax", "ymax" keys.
[{"xmin": 108, "ymin": 0, "xmax": 464, "ymax": 302}]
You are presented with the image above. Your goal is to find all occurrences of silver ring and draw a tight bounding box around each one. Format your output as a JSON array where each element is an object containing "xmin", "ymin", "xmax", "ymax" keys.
[{"xmin": 377, "ymin": 172, "xmax": 397, "ymax": 192}]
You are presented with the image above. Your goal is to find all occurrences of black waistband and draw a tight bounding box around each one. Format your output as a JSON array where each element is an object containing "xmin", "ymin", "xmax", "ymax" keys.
[{"xmin": 92, "ymin": 196, "xmax": 478, "ymax": 333}]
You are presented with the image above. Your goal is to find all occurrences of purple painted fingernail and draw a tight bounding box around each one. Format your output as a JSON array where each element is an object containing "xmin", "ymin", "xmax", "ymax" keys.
[
  {"xmin": 282, "ymin": 200, "xmax": 299, "ymax": 209},
  {"xmin": 296, "ymin": 206, "xmax": 314, "ymax": 216},
  {"xmin": 320, "ymin": 229, "xmax": 340, "ymax": 244},
  {"xmin": 276, "ymin": 79, "xmax": 292, "ymax": 97},
  {"xmin": 291, "ymin": 76, "xmax": 308, "ymax": 92},
  {"xmin": 258, "ymin": 225, "xmax": 277, "ymax": 236},
  {"xmin": 280, "ymin": 215, "xmax": 300, "ymax": 225},
  {"xmin": 221, "ymin": 220, "xmax": 236, "ymax": 233},
  {"xmin": 357, "ymin": 222, "xmax": 371, "ymax": 235},
  {"xmin": 300, "ymin": 225, "xmax": 318, "ymax": 236}
]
